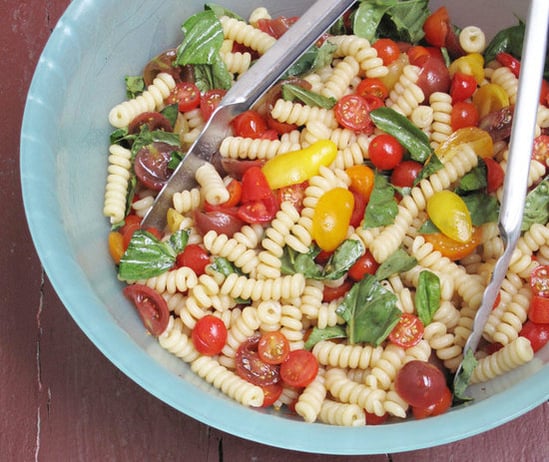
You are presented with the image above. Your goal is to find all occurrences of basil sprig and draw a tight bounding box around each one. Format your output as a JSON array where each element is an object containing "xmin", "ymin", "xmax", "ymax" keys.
[
  {"xmin": 522, "ymin": 175, "xmax": 549, "ymax": 231},
  {"xmin": 415, "ymin": 270, "xmax": 441, "ymax": 326},
  {"xmin": 363, "ymin": 173, "xmax": 398, "ymax": 228},
  {"xmin": 282, "ymin": 83, "xmax": 336, "ymax": 109}
]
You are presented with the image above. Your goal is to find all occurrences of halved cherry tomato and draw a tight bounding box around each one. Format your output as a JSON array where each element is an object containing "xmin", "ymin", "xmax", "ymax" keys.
[
  {"xmin": 322, "ymin": 280, "xmax": 353, "ymax": 302},
  {"xmin": 143, "ymin": 48, "xmax": 181, "ymax": 86},
  {"xmin": 312, "ymin": 187, "xmax": 354, "ymax": 252},
  {"xmin": 175, "ymin": 244, "xmax": 210, "ymax": 275},
  {"xmin": 395, "ymin": 360, "xmax": 447, "ymax": 408},
  {"xmin": 423, "ymin": 7, "xmax": 450, "ymax": 48},
  {"xmin": 346, "ymin": 164, "xmax": 375, "ymax": 200},
  {"xmin": 427, "ymin": 190, "xmax": 472, "ymax": 243},
  {"xmin": 261, "ymin": 382, "xmax": 283, "ymax": 407},
  {"xmin": 520, "ymin": 321, "xmax": 549, "ymax": 352},
  {"xmin": 220, "ymin": 158, "xmax": 266, "ymax": 180},
  {"xmin": 435, "ymin": 127, "xmax": 494, "ymax": 162},
  {"xmin": 237, "ymin": 194, "xmax": 278, "ymax": 224},
  {"xmin": 280, "ymin": 349, "xmax": 319, "ymax": 388},
  {"xmin": 120, "ymin": 214, "xmax": 142, "ymax": 251},
  {"xmin": 408, "ymin": 46, "xmax": 451, "ymax": 99},
  {"xmin": 355, "ymin": 78, "xmax": 389, "ymax": 100},
  {"xmin": 390, "ymin": 160, "xmax": 423, "ymax": 188},
  {"xmin": 349, "ymin": 189, "xmax": 368, "ymax": 228},
  {"xmin": 528, "ymin": 296, "xmax": 549, "ymax": 324},
  {"xmin": 368, "ymin": 133, "xmax": 405, "ymax": 170},
  {"xmin": 123, "ymin": 284, "xmax": 170, "ymax": 336},
  {"xmin": 372, "ymin": 38, "xmax": 401, "ymax": 65},
  {"xmin": 240, "ymin": 166, "xmax": 273, "ymax": 203},
  {"xmin": 479, "ymin": 106, "xmax": 514, "ymax": 143},
  {"xmin": 484, "ymin": 157, "xmax": 505, "ymax": 193},
  {"xmin": 204, "ymin": 179, "xmax": 242, "ymax": 210},
  {"xmin": 365, "ymin": 411, "xmax": 389, "ymax": 425},
  {"xmin": 133, "ymin": 142, "xmax": 175, "ymax": 191},
  {"xmin": 108, "ymin": 231, "xmax": 125, "ymax": 264},
  {"xmin": 231, "ymin": 110, "xmax": 268, "ymax": 139},
  {"xmin": 334, "ymin": 94, "xmax": 374, "ymax": 132},
  {"xmin": 449, "ymin": 53, "xmax": 485, "ymax": 85},
  {"xmin": 193, "ymin": 209, "xmax": 245, "ymax": 238},
  {"xmin": 258, "ymin": 332, "xmax": 290, "ymax": 365},
  {"xmin": 529, "ymin": 265, "xmax": 549, "ymax": 323},
  {"xmin": 235, "ymin": 336, "xmax": 281, "ymax": 386},
  {"xmin": 166, "ymin": 81, "xmax": 201, "ymax": 112},
  {"xmin": 191, "ymin": 314, "xmax": 228, "ymax": 356},
  {"xmin": 276, "ymin": 181, "xmax": 308, "ymax": 213},
  {"xmin": 451, "ymin": 101, "xmax": 479, "ymax": 131},
  {"xmin": 450, "ymin": 72, "xmax": 478, "ymax": 103},
  {"xmin": 128, "ymin": 111, "xmax": 172, "ymax": 134},
  {"xmin": 412, "ymin": 386, "xmax": 452, "ymax": 419},
  {"xmin": 532, "ymin": 135, "xmax": 549, "ymax": 165},
  {"xmin": 496, "ymin": 52, "xmax": 521, "ymax": 78},
  {"xmin": 389, "ymin": 313, "xmax": 424, "ymax": 348},
  {"xmin": 256, "ymin": 15, "xmax": 297, "ymax": 38},
  {"xmin": 348, "ymin": 251, "xmax": 379, "ymax": 282},
  {"xmin": 423, "ymin": 226, "xmax": 482, "ymax": 261},
  {"xmin": 472, "ymin": 83, "xmax": 510, "ymax": 119},
  {"xmin": 200, "ymin": 89, "xmax": 227, "ymax": 120}
]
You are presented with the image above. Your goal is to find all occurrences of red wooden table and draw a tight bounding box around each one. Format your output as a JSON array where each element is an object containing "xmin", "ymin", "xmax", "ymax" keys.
[{"xmin": 2, "ymin": 1, "xmax": 548, "ymax": 460}]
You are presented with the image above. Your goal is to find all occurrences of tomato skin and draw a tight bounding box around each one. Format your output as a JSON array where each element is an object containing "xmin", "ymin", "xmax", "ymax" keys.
[
  {"xmin": 276, "ymin": 182, "xmax": 308, "ymax": 213},
  {"xmin": 231, "ymin": 110, "xmax": 268, "ymax": 139},
  {"xmin": 531, "ymin": 265, "xmax": 549, "ymax": 297},
  {"xmin": 368, "ymin": 133, "xmax": 405, "ymax": 170},
  {"xmin": 355, "ymin": 78, "xmax": 389, "ymax": 100},
  {"xmin": 349, "ymin": 189, "xmax": 367, "ymax": 228},
  {"xmin": 123, "ymin": 284, "xmax": 170, "ymax": 336},
  {"xmin": 220, "ymin": 158, "xmax": 265, "ymax": 180},
  {"xmin": 423, "ymin": 227, "xmax": 482, "ymax": 261},
  {"xmin": 235, "ymin": 336, "xmax": 281, "ymax": 387},
  {"xmin": 193, "ymin": 209, "xmax": 245, "ymax": 238},
  {"xmin": 365, "ymin": 411, "xmax": 389, "ymax": 425},
  {"xmin": 412, "ymin": 386, "xmax": 452, "ymax": 419},
  {"xmin": 220, "ymin": 178, "xmax": 242, "ymax": 208},
  {"xmin": 133, "ymin": 142, "xmax": 174, "ymax": 191},
  {"xmin": 484, "ymin": 158, "xmax": 504, "ymax": 193},
  {"xmin": 191, "ymin": 315, "xmax": 228, "ymax": 356},
  {"xmin": 372, "ymin": 38, "xmax": 401, "ymax": 65},
  {"xmin": 450, "ymin": 72, "xmax": 478, "ymax": 103},
  {"xmin": 323, "ymin": 280, "xmax": 353, "ymax": 302},
  {"xmin": 451, "ymin": 101, "xmax": 479, "ymax": 131},
  {"xmin": 390, "ymin": 160, "xmax": 423, "ymax": 188},
  {"xmin": 348, "ymin": 251, "xmax": 379, "ymax": 282},
  {"xmin": 120, "ymin": 214, "xmax": 142, "ymax": 251},
  {"xmin": 240, "ymin": 166, "xmax": 273, "ymax": 203},
  {"xmin": 280, "ymin": 349, "xmax": 319, "ymax": 388},
  {"xmin": 261, "ymin": 383, "xmax": 283, "ymax": 407},
  {"xmin": 532, "ymin": 135, "xmax": 549, "ymax": 165},
  {"xmin": 409, "ymin": 47, "xmax": 451, "ymax": 99},
  {"xmin": 166, "ymin": 81, "xmax": 201, "ymax": 113},
  {"xmin": 427, "ymin": 190, "xmax": 472, "ymax": 243},
  {"xmin": 520, "ymin": 321, "xmax": 549, "ymax": 352},
  {"xmin": 529, "ymin": 296, "xmax": 549, "ymax": 324},
  {"xmin": 395, "ymin": 360, "xmax": 447, "ymax": 408},
  {"xmin": 237, "ymin": 194, "xmax": 278, "ymax": 224},
  {"xmin": 346, "ymin": 164, "xmax": 375, "ymax": 200},
  {"xmin": 496, "ymin": 52, "xmax": 521, "ymax": 78},
  {"xmin": 423, "ymin": 7, "xmax": 450, "ymax": 48},
  {"xmin": 334, "ymin": 94, "xmax": 374, "ymax": 132},
  {"xmin": 258, "ymin": 332, "xmax": 290, "ymax": 365},
  {"xmin": 128, "ymin": 111, "xmax": 172, "ymax": 134},
  {"xmin": 176, "ymin": 244, "xmax": 210, "ymax": 275},
  {"xmin": 200, "ymin": 89, "xmax": 227, "ymax": 120},
  {"xmin": 108, "ymin": 231, "xmax": 125, "ymax": 264},
  {"xmin": 389, "ymin": 313, "xmax": 425, "ymax": 348}
]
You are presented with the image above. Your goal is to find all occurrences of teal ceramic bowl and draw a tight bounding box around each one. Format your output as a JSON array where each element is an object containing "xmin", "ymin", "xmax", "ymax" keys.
[{"xmin": 21, "ymin": 0, "xmax": 549, "ymax": 454}]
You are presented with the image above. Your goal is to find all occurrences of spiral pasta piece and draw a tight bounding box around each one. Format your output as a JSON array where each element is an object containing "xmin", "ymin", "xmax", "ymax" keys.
[
  {"xmin": 328, "ymin": 35, "xmax": 388, "ymax": 78},
  {"xmin": 280, "ymin": 304, "xmax": 304, "ymax": 350},
  {"xmin": 108, "ymin": 72, "xmax": 176, "ymax": 128},
  {"xmin": 219, "ymin": 136, "xmax": 297, "ymax": 160},
  {"xmin": 295, "ymin": 369, "xmax": 326, "ymax": 423},
  {"xmin": 219, "ymin": 16, "xmax": 276, "ymax": 55},
  {"xmin": 138, "ymin": 266, "xmax": 198, "ymax": 294},
  {"xmin": 172, "ymin": 187, "xmax": 201, "ymax": 214},
  {"xmin": 320, "ymin": 56, "xmax": 360, "ymax": 100},
  {"xmin": 423, "ymin": 321, "xmax": 463, "ymax": 371},
  {"xmin": 318, "ymin": 399, "xmax": 365, "ymax": 427},
  {"xmin": 313, "ymin": 341, "xmax": 383, "ymax": 370},
  {"xmin": 490, "ymin": 66, "xmax": 518, "ymax": 104},
  {"xmin": 365, "ymin": 344, "xmax": 406, "ymax": 390},
  {"xmin": 492, "ymin": 287, "xmax": 531, "ymax": 346},
  {"xmin": 459, "ymin": 26, "xmax": 486, "ymax": 53},
  {"xmin": 195, "ymin": 162, "xmax": 230, "ymax": 205},
  {"xmin": 271, "ymin": 99, "xmax": 338, "ymax": 128},
  {"xmin": 220, "ymin": 273, "xmax": 306, "ymax": 302},
  {"xmin": 386, "ymin": 65, "xmax": 425, "ymax": 116},
  {"xmin": 220, "ymin": 50, "xmax": 252, "ymax": 75},
  {"xmin": 103, "ymin": 144, "xmax": 132, "ymax": 223},
  {"xmin": 203, "ymin": 230, "xmax": 260, "ymax": 275},
  {"xmin": 429, "ymin": 92, "xmax": 453, "ymax": 148},
  {"xmin": 221, "ymin": 306, "xmax": 260, "ymax": 364},
  {"xmin": 158, "ymin": 316, "xmax": 200, "ymax": 363}
]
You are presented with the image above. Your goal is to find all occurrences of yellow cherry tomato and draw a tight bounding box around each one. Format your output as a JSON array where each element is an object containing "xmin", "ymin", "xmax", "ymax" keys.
[
  {"xmin": 312, "ymin": 187, "xmax": 354, "ymax": 252},
  {"xmin": 167, "ymin": 207, "xmax": 184, "ymax": 233},
  {"xmin": 449, "ymin": 53, "xmax": 485, "ymax": 84},
  {"xmin": 472, "ymin": 83, "xmax": 510, "ymax": 119},
  {"xmin": 345, "ymin": 164, "xmax": 375, "ymax": 201},
  {"xmin": 435, "ymin": 127, "xmax": 494, "ymax": 162},
  {"xmin": 427, "ymin": 190, "xmax": 472, "ymax": 243},
  {"xmin": 261, "ymin": 140, "xmax": 337, "ymax": 190},
  {"xmin": 108, "ymin": 231, "xmax": 125, "ymax": 264}
]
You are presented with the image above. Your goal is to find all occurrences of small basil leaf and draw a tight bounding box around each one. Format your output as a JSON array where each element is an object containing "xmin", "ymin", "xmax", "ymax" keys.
[
  {"xmin": 375, "ymin": 248, "xmax": 417, "ymax": 281},
  {"xmin": 456, "ymin": 162, "xmax": 487, "ymax": 194},
  {"xmin": 210, "ymin": 256, "xmax": 239, "ymax": 276},
  {"xmin": 415, "ymin": 270, "xmax": 441, "ymax": 326},
  {"xmin": 304, "ymin": 326, "xmax": 347, "ymax": 350},
  {"xmin": 453, "ymin": 349, "xmax": 478, "ymax": 401},
  {"xmin": 521, "ymin": 175, "xmax": 549, "ymax": 231},
  {"xmin": 169, "ymin": 229, "xmax": 190, "ymax": 254},
  {"xmin": 363, "ymin": 173, "xmax": 398, "ymax": 228},
  {"xmin": 415, "ymin": 154, "xmax": 444, "ymax": 184},
  {"xmin": 281, "ymin": 83, "xmax": 336, "ymax": 109},
  {"xmin": 323, "ymin": 239, "xmax": 364, "ymax": 280},
  {"xmin": 461, "ymin": 192, "xmax": 499, "ymax": 226},
  {"xmin": 161, "ymin": 103, "xmax": 179, "ymax": 127},
  {"xmin": 125, "ymin": 75, "xmax": 145, "ymax": 99}
]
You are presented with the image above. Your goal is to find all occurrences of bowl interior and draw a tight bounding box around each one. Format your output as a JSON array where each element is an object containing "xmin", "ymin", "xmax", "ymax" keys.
[{"xmin": 21, "ymin": 0, "xmax": 549, "ymax": 454}]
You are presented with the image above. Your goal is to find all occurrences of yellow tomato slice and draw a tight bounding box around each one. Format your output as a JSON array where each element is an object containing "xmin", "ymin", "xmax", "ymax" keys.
[
  {"xmin": 435, "ymin": 127, "xmax": 494, "ymax": 162},
  {"xmin": 472, "ymin": 83, "xmax": 510, "ymax": 119},
  {"xmin": 449, "ymin": 53, "xmax": 485, "ymax": 84},
  {"xmin": 427, "ymin": 190, "xmax": 472, "ymax": 243}
]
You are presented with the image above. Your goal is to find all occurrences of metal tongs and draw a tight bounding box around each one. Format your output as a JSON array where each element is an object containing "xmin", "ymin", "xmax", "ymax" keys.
[
  {"xmin": 142, "ymin": 0, "xmax": 356, "ymax": 230},
  {"xmin": 453, "ymin": 0, "xmax": 549, "ymax": 395}
]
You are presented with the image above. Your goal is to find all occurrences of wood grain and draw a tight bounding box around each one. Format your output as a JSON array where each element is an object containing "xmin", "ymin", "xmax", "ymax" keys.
[{"xmin": 2, "ymin": 1, "xmax": 548, "ymax": 461}]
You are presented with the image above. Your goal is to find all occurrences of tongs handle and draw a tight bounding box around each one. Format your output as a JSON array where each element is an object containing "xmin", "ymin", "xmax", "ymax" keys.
[{"xmin": 454, "ymin": 0, "xmax": 549, "ymax": 393}]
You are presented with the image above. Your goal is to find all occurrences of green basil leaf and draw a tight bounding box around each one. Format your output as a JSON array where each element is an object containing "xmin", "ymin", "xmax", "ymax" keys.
[
  {"xmin": 161, "ymin": 103, "xmax": 179, "ymax": 127},
  {"xmin": 280, "ymin": 246, "xmax": 323, "ymax": 279},
  {"xmin": 204, "ymin": 3, "xmax": 244, "ymax": 21},
  {"xmin": 304, "ymin": 326, "xmax": 347, "ymax": 350},
  {"xmin": 484, "ymin": 22, "xmax": 525, "ymax": 64},
  {"xmin": 417, "ymin": 218, "xmax": 439, "ymax": 234},
  {"xmin": 456, "ymin": 162, "xmax": 487, "ymax": 194},
  {"xmin": 125, "ymin": 75, "xmax": 145, "ymax": 99},
  {"xmin": 461, "ymin": 192, "xmax": 499, "ymax": 226},
  {"xmin": 169, "ymin": 229, "xmax": 190, "ymax": 254},
  {"xmin": 414, "ymin": 154, "xmax": 444, "ymax": 184},
  {"xmin": 118, "ymin": 230, "xmax": 176, "ymax": 281},
  {"xmin": 336, "ymin": 275, "xmax": 401, "ymax": 345},
  {"xmin": 375, "ymin": 248, "xmax": 417, "ymax": 281},
  {"xmin": 176, "ymin": 10, "xmax": 224, "ymax": 66},
  {"xmin": 168, "ymin": 151, "xmax": 184, "ymax": 170},
  {"xmin": 363, "ymin": 173, "xmax": 398, "ymax": 228},
  {"xmin": 453, "ymin": 348, "xmax": 478, "ymax": 401},
  {"xmin": 323, "ymin": 239, "xmax": 364, "ymax": 280},
  {"xmin": 210, "ymin": 256, "xmax": 240, "ymax": 276},
  {"xmin": 282, "ymin": 83, "xmax": 336, "ymax": 109},
  {"xmin": 352, "ymin": 1, "xmax": 389, "ymax": 42},
  {"xmin": 522, "ymin": 175, "xmax": 549, "ymax": 231},
  {"xmin": 415, "ymin": 270, "xmax": 441, "ymax": 326},
  {"xmin": 370, "ymin": 107, "xmax": 433, "ymax": 163},
  {"xmin": 283, "ymin": 40, "xmax": 337, "ymax": 78}
]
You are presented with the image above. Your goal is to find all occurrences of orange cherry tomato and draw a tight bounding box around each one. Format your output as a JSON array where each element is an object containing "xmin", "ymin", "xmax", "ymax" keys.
[
  {"xmin": 423, "ymin": 226, "xmax": 482, "ymax": 261},
  {"xmin": 280, "ymin": 350, "xmax": 319, "ymax": 388},
  {"xmin": 372, "ymin": 38, "xmax": 401, "ymax": 65},
  {"xmin": 346, "ymin": 164, "xmax": 375, "ymax": 200},
  {"xmin": 258, "ymin": 332, "xmax": 290, "ymax": 365},
  {"xmin": 108, "ymin": 231, "xmax": 125, "ymax": 264}
]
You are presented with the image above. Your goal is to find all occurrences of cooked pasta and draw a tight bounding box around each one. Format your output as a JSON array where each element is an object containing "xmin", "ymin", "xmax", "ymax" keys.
[{"xmin": 103, "ymin": 144, "xmax": 132, "ymax": 224}]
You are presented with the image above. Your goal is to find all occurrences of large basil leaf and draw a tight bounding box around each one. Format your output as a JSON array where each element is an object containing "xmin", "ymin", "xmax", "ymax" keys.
[
  {"xmin": 363, "ymin": 173, "xmax": 398, "ymax": 228},
  {"xmin": 415, "ymin": 270, "xmax": 441, "ymax": 326}
]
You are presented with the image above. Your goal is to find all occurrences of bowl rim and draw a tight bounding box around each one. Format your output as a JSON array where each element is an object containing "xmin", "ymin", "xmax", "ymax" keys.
[{"xmin": 20, "ymin": 0, "xmax": 549, "ymax": 455}]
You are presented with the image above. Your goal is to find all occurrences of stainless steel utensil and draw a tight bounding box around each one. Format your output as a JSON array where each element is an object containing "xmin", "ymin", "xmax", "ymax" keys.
[
  {"xmin": 142, "ymin": 0, "xmax": 356, "ymax": 230},
  {"xmin": 453, "ymin": 0, "xmax": 549, "ymax": 396}
]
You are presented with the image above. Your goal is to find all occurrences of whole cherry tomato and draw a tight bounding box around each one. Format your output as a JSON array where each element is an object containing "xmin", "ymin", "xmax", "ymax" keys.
[
  {"xmin": 176, "ymin": 244, "xmax": 210, "ymax": 275},
  {"xmin": 346, "ymin": 164, "xmax": 375, "ymax": 200},
  {"xmin": 520, "ymin": 321, "xmax": 549, "ymax": 352},
  {"xmin": 390, "ymin": 160, "xmax": 423, "ymax": 188},
  {"xmin": 231, "ymin": 110, "xmax": 268, "ymax": 139},
  {"xmin": 191, "ymin": 315, "xmax": 228, "ymax": 356},
  {"xmin": 348, "ymin": 251, "xmax": 379, "ymax": 281},
  {"xmin": 412, "ymin": 386, "xmax": 452, "ymax": 419},
  {"xmin": 368, "ymin": 133, "xmax": 405, "ymax": 170},
  {"xmin": 451, "ymin": 101, "xmax": 479, "ymax": 131},
  {"xmin": 450, "ymin": 72, "xmax": 478, "ymax": 103},
  {"xmin": 395, "ymin": 360, "xmax": 447, "ymax": 408},
  {"xmin": 372, "ymin": 38, "xmax": 401, "ymax": 65}
]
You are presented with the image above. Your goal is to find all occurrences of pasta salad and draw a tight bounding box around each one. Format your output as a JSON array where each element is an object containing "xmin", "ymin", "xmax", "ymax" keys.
[{"xmin": 103, "ymin": 1, "xmax": 549, "ymax": 426}]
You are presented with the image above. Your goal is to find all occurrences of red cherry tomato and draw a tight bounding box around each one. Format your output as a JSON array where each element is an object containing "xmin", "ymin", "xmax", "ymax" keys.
[
  {"xmin": 532, "ymin": 135, "xmax": 549, "ymax": 165},
  {"xmin": 200, "ymin": 89, "xmax": 226, "ymax": 120},
  {"xmin": 365, "ymin": 411, "xmax": 389, "ymax": 425},
  {"xmin": 355, "ymin": 78, "xmax": 389, "ymax": 100},
  {"xmin": 165, "ymin": 81, "xmax": 201, "ymax": 112},
  {"xmin": 193, "ymin": 209, "xmax": 245, "ymax": 238},
  {"xmin": 484, "ymin": 158, "xmax": 504, "ymax": 193},
  {"xmin": 235, "ymin": 336, "xmax": 281, "ymax": 386},
  {"xmin": 496, "ymin": 52, "xmax": 521, "ymax": 78},
  {"xmin": 390, "ymin": 160, "xmax": 423, "ymax": 188},
  {"xmin": 408, "ymin": 47, "xmax": 451, "ymax": 99},
  {"xmin": 368, "ymin": 133, "xmax": 405, "ymax": 170},
  {"xmin": 231, "ymin": 110, "xmax": 268, "ymax": 139},
  {"xmin": 256, "ymin": 16, "xmax": 297, "ymax": 38},
  {"xmin": 322, "ymin": 280, "xmax": 353, "ymax": 302},
  {"xmin": 220, "ymin": 158, "xmax": 266, "ymax": 180},
  {"xmin": 450, "ymin": 72, "xmax": 478, "ymax": 103},
  {"xmin": 372, "ymin": 38, "xmax": 401, "ymax": 65},
  {"xmin": 176, "ymin": 244, "xmax": 210, "ymax": 275},
  {"xmin": 133, "ymin": 142, "xmax": 174, "ymax": 191},
  {"xmin": 123, "ymin": 284, "xmax": 170, "ymax": 336},
  {"xmin": 240, "ymin": 166, "xmax": 273, "ymax": 203},
  {"xmin": 349, "ymin": 189, "xmax": 368, "ymax": 228},
  {"xmin": 143, "ymin": 49, "xmax": 181, "ymax": 86},
  {"xmin": 261, "ymin": 382, "xmax": 283, "ymax": 407},
  {"xmin": 280, "ymin": 349, "xmax": 319, "ymax": 388},
  {"xmin": 191, "ymin": 315, "xmax": 228, "ymax": 356},
  {"xmin": 451, "ymin": 101, "xmax": 479, "ymax": 131},
  {"xmin": 120, "ymin": 214, "xmax": 142, "ymax": 250},
  {"xmin": 529, "ymin": 295, "xmax": 549, "ymax": 324},
  {"xmin": 334, "ymin": 94, "xmax": 374, "ymax": 132},
  {"xmin": 530, "ymin": 265, "xmax": 549, "ymax": 297},
  {"xmin": 237, "ymin": 194, "xmax": 278, "ymax": 224},
  {"xmin": 520, "ymin": 321, "xmax": 549, "ymax": 352},
  {"xmin": 258, "ymin": 332, "xmax": 290, "ymax": 365},
  {"xmin": 348, "ymin": 251, "xmax": 379, "ymax": 282},
  {"xmin": 128, "ymin": 111, "xmax": 172, "ymax": 134},
  {"xmin": 204, "ymin": 179, "xmax": 242, "ymax": 210},
  {"xmin": 412, "ymin": 386, "xmax": 452, "ymax": 419},
  {"xmin": 395, "ymin": 360, "xmax": 447, "ymax": 408},
  {"xmin": 277, "ymin": 181, "xmax": 308, "ymax": 213},
  {"xmin": 238, "ymin": 166, "xmax": 278, "ymax": 224},
  {"xmin": 389, "ymin": 313, "xmax": 425, "ymax": 348},
  {"xmin": 423, "ymin": 7, "xmax": 450, "ymax": 48}
]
